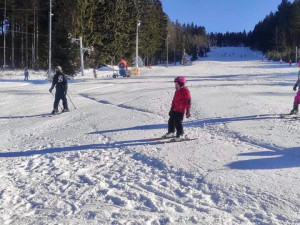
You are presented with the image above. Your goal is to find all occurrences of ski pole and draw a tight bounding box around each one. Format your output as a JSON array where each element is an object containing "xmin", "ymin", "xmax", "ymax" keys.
[
  {"xmin": 66, "ymin": 92, "xmax": 77, "ymax": 109},
  {"xmin": 51, "ymin": 92, "xmax": 63, "ymax": 110}
]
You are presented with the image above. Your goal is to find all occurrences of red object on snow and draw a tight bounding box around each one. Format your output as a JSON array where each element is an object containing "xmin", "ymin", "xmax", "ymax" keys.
[{"xmin": 171, "ymin": 86, "xmax": 191, "ymax": 114}]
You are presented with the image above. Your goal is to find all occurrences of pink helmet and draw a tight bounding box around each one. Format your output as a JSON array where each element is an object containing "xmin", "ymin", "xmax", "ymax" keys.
[{"xmin": 174, "ymin": 76, "xmax": 186, "ymax": 85}]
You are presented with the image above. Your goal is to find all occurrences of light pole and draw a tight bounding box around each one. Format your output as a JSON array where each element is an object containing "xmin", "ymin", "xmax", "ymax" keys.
[
  {"xmin": 71, "ymin": 36, "xmax": 92, "ymax": 76},
  {"xmin": 136, "ymin": 20, "xmax": 141, "ymax": 68},
  {"xmin": 79, "ymin": 37, "xmax": 84, "ymax": 76},
  {"xmin": 3, "ymin": 0, "xmax": 6, "ymax": 69},
  {"xmin": 166, "ymin": 34, "xmax": 170, "ymax": 67},
  {"xmin": 48, "ymin": 0, "xmax": 53, "ymax": 78}
]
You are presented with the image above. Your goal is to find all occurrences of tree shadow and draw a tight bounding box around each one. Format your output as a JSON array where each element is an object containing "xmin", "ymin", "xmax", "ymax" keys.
[
  {"xmin": 88, "ymin": 114, "xmax": 280, "ymax": 135},
  {"xmin": 0, "ymin": 113, "xmax": 51, "ymax": 120},
  {"xmin": 89, "ymin": 124, "xmax": 167, "ymax": 135},
  {"xmin": 0, "ymin": 79, "xmax": 49, "ymax": 85},
  {"xmin": 185, "ymin": 114, "xmax": 281, "ymax": 128},
  {"xmin": 0, "ymin": 138, "xmax": 162, "ymax": 158},
  {"xmin": 227, "ymin": 147, "xmax": 300, "ymax": 170}
]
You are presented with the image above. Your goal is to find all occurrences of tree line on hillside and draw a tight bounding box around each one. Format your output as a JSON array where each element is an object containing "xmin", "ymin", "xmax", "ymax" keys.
[
  {"xmin": 0, "ymin": 0, "xmax": 210, "ymax": 75},
  {"xmin": 167, "ymin": 20, "xmax": 208, "ymax": 63},
  {"xmin": 209, "ymin": 0, "xmax": 300, "ymax": 63},
  {"xmin": 248, "ymin": 0, "xmax": 300, "ymax": 62},
  {"xmin": 209, "ymin": 31, "xmax": 248, "ymax": 47}
]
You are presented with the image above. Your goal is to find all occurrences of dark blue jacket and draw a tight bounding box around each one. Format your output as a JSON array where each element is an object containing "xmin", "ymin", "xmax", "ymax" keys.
[{"xmin": 50, "ymin": 71, "xmax": 68, "ymax": 93}]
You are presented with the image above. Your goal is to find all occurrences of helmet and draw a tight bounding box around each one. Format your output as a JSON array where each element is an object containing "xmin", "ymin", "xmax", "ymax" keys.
[
  {"xmin": 174, "ymin": 76, "xmax": 186, "ymax": 85},
  {"xmin": 56, "ymin": 66, "xmax": 62, "ymax": 72}
]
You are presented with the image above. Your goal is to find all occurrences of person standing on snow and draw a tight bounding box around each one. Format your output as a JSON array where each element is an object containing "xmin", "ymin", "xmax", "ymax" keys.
[
  {"xmin": 289, "ymin": 66, "xmax": 300, "ymax": 115},
  {"xmin": 49, "ymin": 66, "xmax": 69, "ymax": 114},
  {"xmin": 24, "ymin": 67, "xmax": 29, "ymax": 81},
  {"xmin": 119, "ymin": 59, "xmax": 128, "ymax": 71},
  {"xmin": 163, "ymin": 76, "xmax": 191, "ymax": 141}
]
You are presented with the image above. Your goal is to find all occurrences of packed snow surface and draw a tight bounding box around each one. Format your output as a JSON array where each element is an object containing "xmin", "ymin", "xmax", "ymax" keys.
[{"xmin": 0, "ymin": 47, "xmax": 300, "ymax": 225}]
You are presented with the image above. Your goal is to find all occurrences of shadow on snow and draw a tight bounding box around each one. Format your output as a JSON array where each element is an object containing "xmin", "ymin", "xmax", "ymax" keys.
[
  {"xmin": 2, "ymin": 113, "xmax": 300, "ymax": 171},
  {"xmin": 227, "ymin": 147, "xmax": 300, "ymax": 170},
  {"xmin": 0, "ymin": 139, "xmax": 163, "ymax": 158},
  {"xmin": 88, "ymin": 114, "xmax": 279, "ymax": 135}
]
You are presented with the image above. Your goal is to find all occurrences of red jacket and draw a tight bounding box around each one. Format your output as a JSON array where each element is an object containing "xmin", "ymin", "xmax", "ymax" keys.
[{"xmin": 172, "ymin": 86, "xmax": 191, "ymax": 113}]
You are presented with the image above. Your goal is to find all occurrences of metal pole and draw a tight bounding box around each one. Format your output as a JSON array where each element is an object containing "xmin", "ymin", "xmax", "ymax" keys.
[
  {"xmin": 136, "ymin": 21, "xmax": 140, "ymax": 68},
  {"xmin": 48, "ymin": 0, "xmax": 52, "ymax": 78},
  {"xmin": 166, "ymin": 34, "xmax": 170, "ymax": 67},
  {"xmin": 80, "ymin": 37, "xmax": 84, "ymax": 76},
  {"xmin": 166, "ymin": 36, "xmax": 168, "ymax": 67},
  {"xmin": 3, "ymin": 0, "xmax": 6, "ymax": 69},
  {"xmin": 66, "ymin": 92, "xmax": 77, "ymax": 109}
]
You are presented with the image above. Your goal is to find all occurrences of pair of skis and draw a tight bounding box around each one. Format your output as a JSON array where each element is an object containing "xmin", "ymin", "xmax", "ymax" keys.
[
  {"xmin": 151, "ymin": 136, "xmax": 197, "ymax": 143},
  {"xmin": 42, "ymin": 111, "xmax": 69, "ymax": 117}
]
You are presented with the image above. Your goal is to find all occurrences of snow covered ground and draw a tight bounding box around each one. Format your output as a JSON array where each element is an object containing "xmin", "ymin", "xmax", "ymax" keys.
[{"xmin": 0, "ymin": 47, "xmax": 300, "ymax": 225}]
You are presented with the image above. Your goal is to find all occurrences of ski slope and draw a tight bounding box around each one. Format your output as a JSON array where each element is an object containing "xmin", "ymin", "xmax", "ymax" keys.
[{"xmin": 0, "ymin": 47, "xmax": 300, "ymax": 225}]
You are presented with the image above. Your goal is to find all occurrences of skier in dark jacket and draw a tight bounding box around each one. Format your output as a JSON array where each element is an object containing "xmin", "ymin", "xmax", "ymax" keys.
[
  {"xmin": 49, "ymin": 66, "xmax": 69, "ymax": 114},
  {"xmin": 163, "ymin": 76, "xmax": 191, "ymax": 141}
]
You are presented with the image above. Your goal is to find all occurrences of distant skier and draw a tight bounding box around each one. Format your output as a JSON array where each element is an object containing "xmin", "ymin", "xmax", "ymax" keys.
[
  {"xmin": 49, "ymin": 66, "xmax": 69, "ymax": 114},
  {"xmin": 24, "ymin": 67, "xmax": 29, "ymax": 81},
  {"xmin": 289, "ymin": 66, "xmax": 300, "ymax": 115},
  {"xmin": 289, "ymin": 59, "xmax": 292, "ymax": 67},
  {"xmin": 162, "ymin": 76, "xmax": 191, "ymax": 141}
]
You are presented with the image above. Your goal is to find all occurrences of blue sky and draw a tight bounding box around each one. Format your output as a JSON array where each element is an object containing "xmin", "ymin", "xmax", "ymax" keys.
[{"xmin": 161, "ymin": 0, "xmax": 284, "ymax": 33}]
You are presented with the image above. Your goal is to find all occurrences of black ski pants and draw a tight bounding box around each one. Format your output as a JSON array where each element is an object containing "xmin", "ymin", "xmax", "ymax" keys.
[
  {"xmin": 54, "ymin": 90, "xmax": 68, "ymax": 110},
  {"xmin": 168, "ymin": 111, "xmax": 184, "ymax": 137}
]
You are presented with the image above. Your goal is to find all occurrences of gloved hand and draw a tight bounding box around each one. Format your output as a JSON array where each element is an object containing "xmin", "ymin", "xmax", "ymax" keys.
[
  {"xmin": 186, "ymin": 109, "xmax": 191, "ymax": 118},
  {"xmin": 293, "ymin": 84, "xmax": 297, "ymax": 91},
  {"xmin": 49, "ymin": 88, "xmax": 53, "ymax": 93},
  {"xmin": 169, "ymin": 107, "xmax": 173, "ymax": 117}
]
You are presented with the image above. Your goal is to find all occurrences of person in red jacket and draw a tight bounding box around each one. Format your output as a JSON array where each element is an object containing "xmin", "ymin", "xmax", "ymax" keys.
[{"xmin": 163, "ymin": 76, "xmax": 191, "ymax": 141}]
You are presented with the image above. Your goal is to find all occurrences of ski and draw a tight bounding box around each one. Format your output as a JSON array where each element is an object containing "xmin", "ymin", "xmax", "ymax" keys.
[
  {"xmin": 280, "ymin": 114, "xmax": 299, "ymax": 119},
  {"xmin": 42, "ymin": 110, "xmax": 70, "ymax": 117},
  {"xmin": 42, "ymin": 112, "xmax": 65, "ymax": 117},
  {"xmin": 158, "ymin": 138, "xmax": 197, "ymax": 143},
  {"xmin": 151, "ymin": 136, "xmax": 174, "ymax": 141},
  {"xmin": 42, "ymin": 113, "xmax": 61, "ymax": 117}
]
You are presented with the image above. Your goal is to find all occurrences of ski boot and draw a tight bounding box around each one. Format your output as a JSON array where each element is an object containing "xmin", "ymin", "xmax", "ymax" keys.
[
  {"xmin": 289, "ymin": 104, "xmax": 298, "ymax": 115},
  {"xmin": 171, "ymin": 134, "xmax": 185, "ymax": 142},
  {"xmin": 62, "ymin": 108, "xmax": 70, "ymax": 113},
  {"xmin": 162, "ymin": 132, "xmax": 175, "ymax": 138},
  {"xmin": 51, "ymin": 109, "xmax": 59, "ymax": 115}
]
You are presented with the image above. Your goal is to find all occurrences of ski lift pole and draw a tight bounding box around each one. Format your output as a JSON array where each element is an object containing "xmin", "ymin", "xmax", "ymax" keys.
[{"xmin": 80, "ymin": 37, "xmax": 84, "ymax": 76}]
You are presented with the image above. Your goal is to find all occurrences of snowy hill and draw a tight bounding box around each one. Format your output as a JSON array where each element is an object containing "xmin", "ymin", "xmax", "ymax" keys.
[{"xmin": 0, "ymin": 47, "xmax": 300, "ymax": 224}]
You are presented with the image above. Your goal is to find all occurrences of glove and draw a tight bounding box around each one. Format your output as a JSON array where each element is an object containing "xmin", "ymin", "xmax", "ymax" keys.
[
  {"xmin": 186, "ymin": 109, "xmax": 191, "ymax": 118},
  {"xmin": 169, "ymin": 107, "xmax": 173, "ymax": 117},
  {"xmin": 49, "ymin": 88, "xmax": 53, "ymax": 93},
  {"xmin": 293, "ymin": 85, "xmax": 297, "ymax": 91}
]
